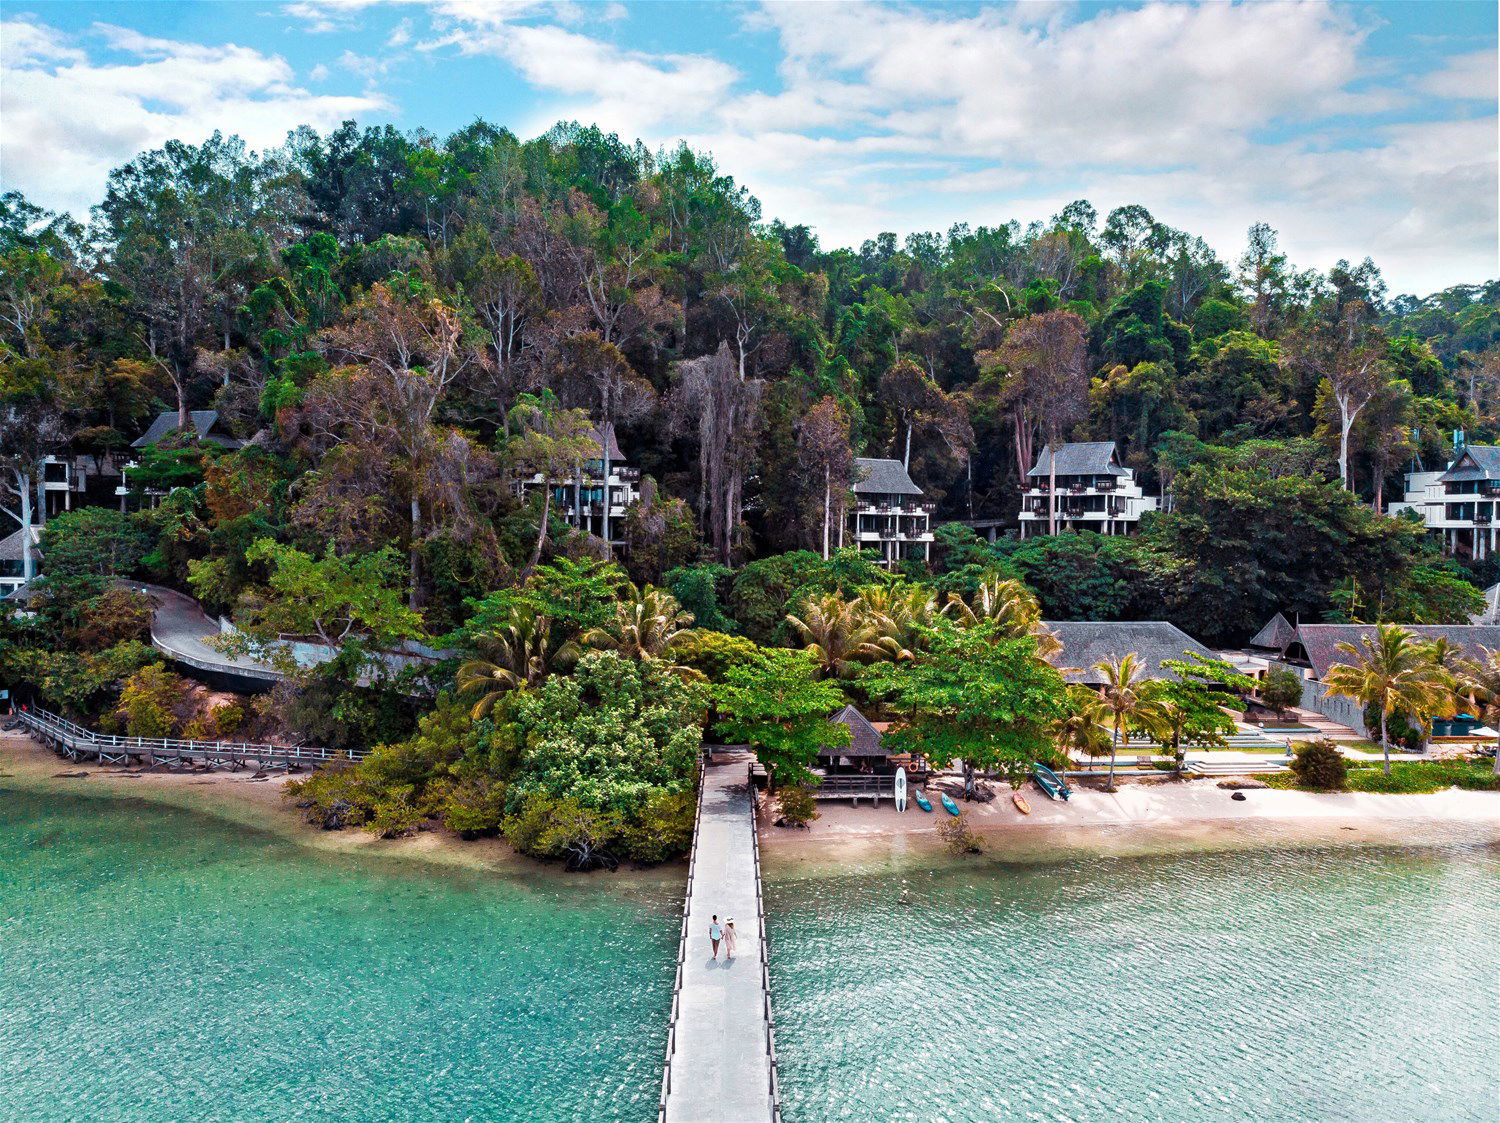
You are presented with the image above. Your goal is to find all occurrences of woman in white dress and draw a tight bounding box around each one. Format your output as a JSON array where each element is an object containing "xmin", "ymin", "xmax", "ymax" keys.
[{"xmin": 723, "ymin": 917, "xmax": 737, "ymax": 961}]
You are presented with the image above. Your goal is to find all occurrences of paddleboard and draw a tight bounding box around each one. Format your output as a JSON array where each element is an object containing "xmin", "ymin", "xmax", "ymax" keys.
[
  {"xmin": 1012, "ymin": 791, "xmax": 1031, "ymax": 815},
  {"xmin": 894, "ymin": 766, "xmax": 907, "ymax": 812}
]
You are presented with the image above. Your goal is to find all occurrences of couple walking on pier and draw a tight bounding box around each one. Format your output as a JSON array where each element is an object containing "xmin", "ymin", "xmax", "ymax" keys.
[{"xmin": 708, "ymin": 914, "xmax": 737, "ymax": 961}]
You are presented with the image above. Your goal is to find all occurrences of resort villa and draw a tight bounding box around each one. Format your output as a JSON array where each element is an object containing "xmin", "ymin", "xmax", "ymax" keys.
[
  {"xmin": 1018, "ymin": 441, "xmax": 1158, "ymax": 538},
  {"xmin": 1248, "ymin": 615, "xmax": 1500, "ymax": 734},
  {"xmin": 1389, "ymin": 444, "xmax": 1500, "ymax": 558},
  {"xmin": 514, "ymin": 424, "xmax": 640, "ymax": 555},
  {"xmin": 848, "ymin": 457, "xmax": 934, "ymax": 567}
]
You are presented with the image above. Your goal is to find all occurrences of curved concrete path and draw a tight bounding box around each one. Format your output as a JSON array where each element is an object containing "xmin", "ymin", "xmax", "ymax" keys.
[
  {"xmin": 662, "ymin": 753, "xmax": 778, "ymax": 1122},
  {"xmin": 129, "ymin": 581, "xmax": 285, "ymax": 685}
]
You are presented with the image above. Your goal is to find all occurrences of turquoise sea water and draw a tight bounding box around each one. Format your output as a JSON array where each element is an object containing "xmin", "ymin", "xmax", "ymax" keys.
[
  {"xmin": 765, "ymin": 830, "xmax": 1500, "ymax": 1123},
  {"xmin": 0, "ymin": 784, "xmax": 678, "ymax": 1123}
]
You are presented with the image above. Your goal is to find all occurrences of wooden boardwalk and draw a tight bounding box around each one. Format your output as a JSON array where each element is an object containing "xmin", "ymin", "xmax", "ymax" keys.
[
  {"xmin": 660, "ymin": 751, "xmax": 780, "ymax": 1123},
  {"xmin": 9, "ymin": 706, "xmax": 360, "ymax": 769}
]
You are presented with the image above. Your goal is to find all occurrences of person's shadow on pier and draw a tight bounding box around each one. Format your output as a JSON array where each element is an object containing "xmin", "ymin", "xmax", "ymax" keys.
[{"xmin": 705, "ymin": 958, "xmax": 719, "ymax": 969}]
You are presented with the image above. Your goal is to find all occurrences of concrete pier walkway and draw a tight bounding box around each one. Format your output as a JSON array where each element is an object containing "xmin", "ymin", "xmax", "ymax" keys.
[{"xmin": 660, "ymin": 751, "xmax": 780, "ymax": 1122}]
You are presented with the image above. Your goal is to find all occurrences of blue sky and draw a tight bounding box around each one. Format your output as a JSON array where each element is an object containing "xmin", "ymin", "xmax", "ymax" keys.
[{"xmin": 3, "ymin": 1, "xmax": 1495, "ymax": 293}]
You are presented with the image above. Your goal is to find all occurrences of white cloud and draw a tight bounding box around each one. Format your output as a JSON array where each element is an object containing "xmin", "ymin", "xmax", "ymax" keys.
[
  {"xmin": 434, "ymin": 0, "xmax": 1489, "ymax": 292},
  {"xmin": 1419, "ymin": 47, "xmax": 1498, "ymax": 100},
  {"xmin": 1, "ymin": 19, "xmax": 387, "ymax": 217}
]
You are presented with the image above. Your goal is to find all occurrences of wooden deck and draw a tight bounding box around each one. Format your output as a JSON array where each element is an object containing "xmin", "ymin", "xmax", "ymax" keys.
[
  {"xmin": 9, "ymin": 706, "xmax": 361, "ymax": 769},
  {"xmin": 659, "ymin": 751, "xmax": 780, "ymax": 1123}
]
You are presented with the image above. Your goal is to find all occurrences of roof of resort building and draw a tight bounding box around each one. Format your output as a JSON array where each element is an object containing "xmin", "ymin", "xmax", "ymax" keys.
[
  {"xmin": 825, "ymin": 704, "xmax": 886, "ymax": 756},
  {"xmin": 1027, "ymin": 441, "xmax": 1127, "ymax": 478},
  {"xmin": 852, "ymin": 457, "xmax": 922, "ymax": 496},
  {"xmin": 0, "ymin": 526, "xmax": 42, "ymax": 562},
  {"xmin": 588, "ymin": 424, "xmax": 625, "ymax": 462},
  {"xmin": 1290, "ymin": 623, "xmax": 1500, "ymax": 680},
  {"xmin": 1043, "ymin": 620, "xmax": 1218, "ymax": 684},
  {"xmin": 1437, "ymin": 445, "xmax": 1500, "ymax": 482},
  {"xmin": 133, "ymin": 410, "xmax": 243, "ymax": 449},
  {"xmin": 1248, "ymin": 612, "xmax": 1298, "ymax": 652}
]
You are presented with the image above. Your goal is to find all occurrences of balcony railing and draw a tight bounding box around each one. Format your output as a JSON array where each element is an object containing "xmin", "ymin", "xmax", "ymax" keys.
[{"xmin": 1476, "ymin": 512, "xmax": 1493, "ymax": 525}]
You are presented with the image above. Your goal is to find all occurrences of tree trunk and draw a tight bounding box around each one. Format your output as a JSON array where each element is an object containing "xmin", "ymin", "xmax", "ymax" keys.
[
  {"xmin": 34, "ymin": 470, "xmax": 46, "ymax": 528},
  {"xmin": 822, "ymin": 465, "xmax": 831, "ymax": 560},
  {"xmin": 1380, "ymin": 707, "xmax": 1390, "ymax": 776},
  {"xmin": 409, "ymin": 495, "xmax": 422, "ymax": 611},
  {"xmin": 903, "ymin": 422, "xmax": 912, "ymax": 470},
  {"xmin": 600, "ymin": 432, "xmax": 612, "ymax": 546},
  {"xmin": 1048, "ymin": 445, "xmax": 1058, "ymax": 536},
  {"xmin": 176, "ymin": 374, "xmax": 191, "ymax": 435},
  {"xmin": 16, "ymin": 472, "xmax": 34, "ymax": 581},
  {"xmin": 1108, "ymin": 714, "xmax": 1120, "ymax": 788},
  {"xmin": 1493, "ymin": 726, "xmax": 1499, "ymax": 776},
  {"xmin": 526, "ymin": 484, "xmax": 552, "ymax": 578}
]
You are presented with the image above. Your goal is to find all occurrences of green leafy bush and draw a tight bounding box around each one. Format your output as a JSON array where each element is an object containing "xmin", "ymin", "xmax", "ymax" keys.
[
  {"xmin": 1289, "ymin": 738, "xmax": 1348, "ymax": 790},
  {"xmin": 116, "ymin": 663, "xmax": 183, "ymax": 738},
  {"xmin": 775, "ymin": 786, "xmax": 819, "ymax": 828}
]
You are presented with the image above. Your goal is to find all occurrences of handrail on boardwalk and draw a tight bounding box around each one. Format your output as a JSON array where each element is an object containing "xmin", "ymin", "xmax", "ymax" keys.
[{"xmin": 7, "ymin": 704, "xmax": 361, "ymax": 766}]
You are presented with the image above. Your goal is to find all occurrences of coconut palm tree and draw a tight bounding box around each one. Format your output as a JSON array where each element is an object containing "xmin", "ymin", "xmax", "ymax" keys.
[
  {"xmin": 786, "ymin": 591, "xmax": 886, "ymax": 679},
  {"xmin": 456, "ymin": 608, "xmax": 571, "ymax": 719},
  {"xmin": 943, "ymin": 572, "xmax": 1062, "ymax": 659},
  {"xmin": 583, "ymin": 582, "xmax": 695, "ymax": 662},
  {"xmin": 1053, "ymin": 684, "xmax": 1112, "ymax": 768},
  {"xmin": 1455, "ymin": 646, "xmax": 1500, "ymax": 777},
  {"xmin": 1093, "ymin": 653, "xmax": 1169, "ymax": 789},
  {"xmin": 856, "ymin": 583, "xmax": 939, "ymax": 662},
  {"xmin": 1323, "ymin": 623, "xmax": 1454, "ymax": 776}
]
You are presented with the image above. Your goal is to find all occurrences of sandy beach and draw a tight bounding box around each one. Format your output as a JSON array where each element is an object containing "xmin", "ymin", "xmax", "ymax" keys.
[
  {"xmin": 759, "ymin": 770, "xmax": 1500, "ymax": 871},
  {"xmin": 0, "ymin": 730, "xmax": 567, "ymax": 878},
  {"xmin": 9, "ymin": 728, "xmax": 1496, "ymax": 876}
]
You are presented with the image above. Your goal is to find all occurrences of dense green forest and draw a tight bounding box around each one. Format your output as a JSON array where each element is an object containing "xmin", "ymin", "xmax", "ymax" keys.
[{"xmin": 3, "ymin": 119, "xmax": 1498, "ymax": 858}]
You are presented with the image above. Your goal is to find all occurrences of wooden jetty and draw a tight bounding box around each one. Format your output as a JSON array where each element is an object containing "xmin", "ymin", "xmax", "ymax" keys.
[
  {"xmin": 9, "ymin": 705, "xmax": 362, "ymax": 770},
  {"xmin": 659, "ymin": 749, "xmax": 781, "ymax": 1123}
]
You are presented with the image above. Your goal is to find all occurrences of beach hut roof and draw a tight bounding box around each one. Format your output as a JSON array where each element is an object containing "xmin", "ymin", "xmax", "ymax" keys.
[
  {"xmin": 1043, "ymin": 620, "xmax": 1218, "ymax": 685},
  {"xmin": 826, "ymin": 704, "xmax": 886, "ymax": 756}
]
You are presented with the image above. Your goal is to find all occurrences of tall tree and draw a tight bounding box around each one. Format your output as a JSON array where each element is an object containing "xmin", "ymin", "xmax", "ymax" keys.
[
  {"xmin": 1287, "ymin": 302, "xmax": 1387, "ymax": 490},
  {"xmin": 997, "ymin": 310, "xmax": 1090, "ymax": 532},
  {"xmin": 673, "ymin": 342, "xmax": 763, "ymax": 564},
  {"xmin": 796, "ymin": 396, "xmax": 854, "ymax": 559}
]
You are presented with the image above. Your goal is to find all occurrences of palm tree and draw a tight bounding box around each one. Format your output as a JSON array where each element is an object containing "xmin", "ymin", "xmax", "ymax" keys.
[
  {"xmin": 786, "ymin": 591, "xmax": 886, "ymax": 679},
  {"xmin": 856, "ymin": 583, "xmax": 938, "ymax": 662},
  {"xmin": 1053, "ymin": 684, "xmax": 1112, "ymax": 768},
  {"xmin": 943, "ymin": 572, "xmax": 1062, "ymax": 659},
  {"xmin": 456, "ymin": 608, "xmax": 571, "ymax": 719},
  {"xmin": 1093, "ymin": 653, "xmax": 1169, "ymax": 789},
  {"xmin": 1322, "ymin": 623, "xmax": 1453, "ymax": 776},
  {"xmin": 583, "ymin": 582, "xmax": 695, "ymax": 662},
  {"xmin": 1455, "ymin": 646, "xmax": 1500, "ymax": 777}
]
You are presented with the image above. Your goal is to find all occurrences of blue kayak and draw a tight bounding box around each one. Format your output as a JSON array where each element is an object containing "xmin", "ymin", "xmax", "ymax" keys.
[
  {"xmin": 941, "ymin": 793, "xmax": 961, "ymax": 816},
  {"xmin": 914, "ymin": 791, "xmax": 932, "ymax": 812},
  {"xmin": 1032, "ymin": 763, "xmax": 1072, "ymax": 802}
]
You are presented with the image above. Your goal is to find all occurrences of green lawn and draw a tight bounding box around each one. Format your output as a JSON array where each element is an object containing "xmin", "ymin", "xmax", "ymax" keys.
[{"xmin": 1267, "ymin": 758, "xmax": 1500, "ymax": 795}]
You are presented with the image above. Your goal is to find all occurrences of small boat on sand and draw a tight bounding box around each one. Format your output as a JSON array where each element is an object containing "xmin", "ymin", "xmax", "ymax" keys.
[
  {"xmin": 914, "ymin": 791, "xmax": 932, "ymax": 812},
  {"xmin": 940, "ymin": 793, "xmax": 960, "ymax": 816},
  {"xmin": 1032, "ymin": 763, "xmax": 1072, "ymax": 802},
  {"xmin": 1012, "ymin": 791, "xmax": 1031, "ymax": 815}
]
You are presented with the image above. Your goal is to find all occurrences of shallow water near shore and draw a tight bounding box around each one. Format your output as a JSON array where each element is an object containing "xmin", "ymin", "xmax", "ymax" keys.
[
  {"xmin": 763, "ymin": 824, "xmax": 1500, "ymax": 1122},
  {"xmin": 0, "ymin": 781, "xmax": 680, "ymax": 1122}
]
